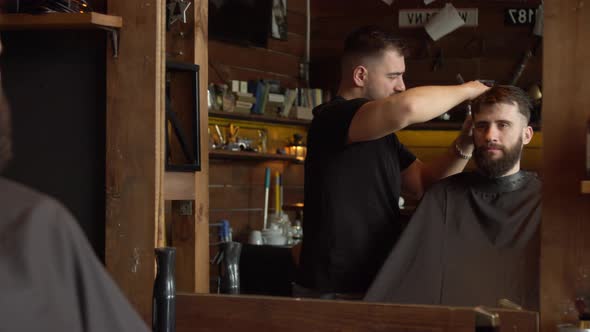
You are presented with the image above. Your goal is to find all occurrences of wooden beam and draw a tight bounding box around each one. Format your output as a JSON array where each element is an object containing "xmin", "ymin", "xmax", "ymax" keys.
[
  {"xmin": 171, "ymin": 200, "xmax": 197, "ymax": 293},
  {"xmin": 164, "ymin": 172, "xmax": 196, "ymax": 200},
  {"xmin": 105, "ymin": 0, "xmax": 164, "ymax": 321}
]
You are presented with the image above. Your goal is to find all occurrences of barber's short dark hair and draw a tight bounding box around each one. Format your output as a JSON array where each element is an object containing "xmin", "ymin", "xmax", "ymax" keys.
[
  {"xmin": 342, "ymin": 26, "xmax": 407, "ymax": 64},
  {"xmin": 472, "ymin": 85, "xmax": 532, "ymax": 124}
]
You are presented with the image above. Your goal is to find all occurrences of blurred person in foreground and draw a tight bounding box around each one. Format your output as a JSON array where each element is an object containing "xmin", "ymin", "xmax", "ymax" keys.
[{"xmin": 0, "ymin": 36, "xmax": 150, "ymax": 331}]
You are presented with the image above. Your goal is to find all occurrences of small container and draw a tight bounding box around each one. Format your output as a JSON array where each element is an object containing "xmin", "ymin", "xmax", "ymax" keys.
[
  {"xmin": 249, "ymin": 230, "xmax": 263, "ymax": 245},
  {"xmin": 220, "ymin": 241, "xmax": 242, "ymax": 294}
]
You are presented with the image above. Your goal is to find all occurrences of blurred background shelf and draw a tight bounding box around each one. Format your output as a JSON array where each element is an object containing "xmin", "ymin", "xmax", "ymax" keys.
[
  {"xmin": 210, "ymin": 150, "xmax": 302, "ymax": 163},
  {"xmin": 209, "ymin": 110, "xmax": 311, "ymax": 126},
  {"xmin": 581, "ymin": 181, "xmax": 590, "ymax": 194}
]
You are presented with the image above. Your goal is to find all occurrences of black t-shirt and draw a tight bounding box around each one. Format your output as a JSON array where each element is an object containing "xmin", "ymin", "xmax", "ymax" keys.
[{"xmin": 297, "ymin": 96, "xmax": 416, "ymax": 294}]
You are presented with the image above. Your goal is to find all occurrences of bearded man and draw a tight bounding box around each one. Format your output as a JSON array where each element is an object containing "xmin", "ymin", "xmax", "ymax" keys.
[{"xmin": 364, "ymin": 85, "xmax": 541, "ymax": 310}]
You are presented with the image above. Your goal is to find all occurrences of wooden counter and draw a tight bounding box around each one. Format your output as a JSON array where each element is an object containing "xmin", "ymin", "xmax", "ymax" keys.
[{"xmin": 176, "ymin": 293, "xmax": 538, "ymax": 332}]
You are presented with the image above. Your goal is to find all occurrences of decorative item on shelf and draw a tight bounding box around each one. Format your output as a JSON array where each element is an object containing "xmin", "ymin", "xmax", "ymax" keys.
[
  {"xmin": 424, "ymin": 3, "xmax": 465, "ymax": 41},
  {"xmin": 208, "ymin": 83, "xmax": 243, "ymax": 113},
  {"xmin": 209, "ymin": 122, "xmax": 267, "ymax": 153},
  {"xmin": 226, "ymin": 123, "xmax": 239, "ymax": 143},
  {"xmin": 527, "ymin": 82, "xmax": 542, "ymax": 123},
  {"xmin": 222, "ymin": 88, "xmax": 236, "ymax": 113},
  {"xmin": 226, "ymin": 137, "xmax": 254, "ymax": 152},
  {"xmin": 263, "ymin": 167, "xmax": 271, "ymax": 230},
  {"xmin": 208, "ymin": 83, "xmax": 230, "ymax": 112},
  {"xmin": 233, "ymin": 90, "xmax": 255, "ymax": 114},
  {"xmin": 284, "ymin": 133, "xmax": 307, "ymax": 161},
  {"xmin": 208, "ymin": 83, "xmax": 222, "ymax": 111},
  {"xmin": 257, "ymin": 129, "xmax": 267, "ymax": 153},
  {"xmin": 288, "ymin": 87, "xmax": 323, "ymax": 120},
  {"xmin": 280, "ymin": 88, "xmax": 298, "ymax": 117},
  {"xmin": 270, "ymin": 0, "xmax": 287, "ymax": 40},
  {"xmin": 166, "ymin": 0, "xmax": 191, "ymax": 28},
  {"xmin": 289, "ymin": 106, "xmax": 313, "ymax": 120}
]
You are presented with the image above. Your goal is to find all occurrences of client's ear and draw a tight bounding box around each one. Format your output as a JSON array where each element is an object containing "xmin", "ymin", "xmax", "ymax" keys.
[{"xmin": 522, "ymin": 126, "xmax": 533, "ymax": 145}]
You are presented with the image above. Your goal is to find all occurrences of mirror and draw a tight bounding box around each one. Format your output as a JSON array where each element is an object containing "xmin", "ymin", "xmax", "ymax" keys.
[{"xmin": 205, "ymin": 0, "xmax": 543, "ymax": 311}]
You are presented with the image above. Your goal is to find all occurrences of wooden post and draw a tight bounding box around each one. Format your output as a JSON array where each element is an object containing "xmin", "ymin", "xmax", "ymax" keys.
[
  {"xmin": 105, "ymin": 0, "xmax": 165, "ymax": 320},
  {"xmin": 541, "ymin": 1, "xmax": 590, "ymax": 331},
  {"xmin": 166, "ymin": 0, "xmax": 210, "ymax": 293},
  {"xmin": 192, "ymin": 0, "xmax": 210, "ymax": 294}
]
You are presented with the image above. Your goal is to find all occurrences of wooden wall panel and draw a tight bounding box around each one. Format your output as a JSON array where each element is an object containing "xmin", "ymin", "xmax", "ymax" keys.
[
  {"xmin": 309, "ymin": 0, "xmax": 542, "ymax": 94},
  {"xmin": 312, "ymin": 0, "xmax": 541, "ymax": 19},
  {"xmin": 209, "ymin": 40, "xmax": 301, "ymax": 78},
  {"xmin": 208, "ymin": 0, "xmax": 307, "ymax": 86},
  {"xmin": 540, "ymin": 1, "xmax": 590, "ymax": 331},
  {"xmin": 105, "ymin": 0, "xmax": 164, "ymax": 321}
]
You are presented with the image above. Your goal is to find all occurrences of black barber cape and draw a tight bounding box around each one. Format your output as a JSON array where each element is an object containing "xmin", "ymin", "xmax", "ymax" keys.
[
  {"xmin": 364, "ymin": 171, "xmax": 541, "ymax": 309},
  {"xmin": 0, "ymin": 177, "xmax": 150, "ymax": 331}
]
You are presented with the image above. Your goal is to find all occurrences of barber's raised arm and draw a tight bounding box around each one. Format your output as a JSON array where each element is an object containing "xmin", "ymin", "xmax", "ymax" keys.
[{"xmin": 347, "ymin": 81, "xmax": 489, "ymax": 143}]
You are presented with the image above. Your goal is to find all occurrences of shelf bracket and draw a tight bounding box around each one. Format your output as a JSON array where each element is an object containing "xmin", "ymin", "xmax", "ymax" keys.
[{"xmin": 101, "ymin": 27, "xmax": 120, "ymax": 58}]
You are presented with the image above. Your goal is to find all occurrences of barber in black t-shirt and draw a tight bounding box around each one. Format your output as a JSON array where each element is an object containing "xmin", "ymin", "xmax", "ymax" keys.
[{"xmin": 295, "ymin": 26, "xmax": 490, "ymax": 298}]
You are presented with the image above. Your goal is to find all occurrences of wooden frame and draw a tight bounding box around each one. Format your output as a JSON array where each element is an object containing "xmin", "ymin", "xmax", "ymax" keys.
[
  {"xmin": 99, "ymin": 2, "xmax": 590, "ymax": 331},
  {"xmin": 165, "ymin": 60, "xmax": 202, "ymax": 172}
]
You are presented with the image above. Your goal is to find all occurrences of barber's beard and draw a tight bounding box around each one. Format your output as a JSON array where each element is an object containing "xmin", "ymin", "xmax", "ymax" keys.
[
  {"xmin": 364, "ymin": 84, "xmax": 380, "ymax": 101},
  {"xmin": 0, "ymin": 90, "xmax": 12, "ymax": 173},
  {"xmin": 474, "ymin": 136, "xmax": 523, "ymax": 178},
  {"xmin": 364, "ymin": 80, "xmax": 392, "ymax": 101}
]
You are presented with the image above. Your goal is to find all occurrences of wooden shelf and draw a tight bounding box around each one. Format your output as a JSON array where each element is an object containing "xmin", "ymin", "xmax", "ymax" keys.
[
  {"xmin": 209, "ymin": 111, "xmax": 311, "ymax": 126},
  {"xmin": 209, "ymin": 112, "xmax": 541, "ymax": 131},
  {"xmin": 0, "ymin": 12, "xmax": 123, "ymax": 30},
  {"xmin": 581, "ymin": 181, "xmax": 590, "ymax": 194},
  {"xmin": 210, "ymin": 150, "xmax": 302, "ymax": 163},
  {"xmin": 0, "ymin": 12, "xmax": 122, "ymax": 57}
]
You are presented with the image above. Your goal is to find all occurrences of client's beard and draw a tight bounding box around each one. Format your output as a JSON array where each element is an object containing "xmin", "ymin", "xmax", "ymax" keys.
[
  {"xmin": 0, "ymin": 89, "xmax": 12, "ymax": 173},
  {"xmin": 474, "ymin": 136, "xmax": 523, "ymax": 178}
]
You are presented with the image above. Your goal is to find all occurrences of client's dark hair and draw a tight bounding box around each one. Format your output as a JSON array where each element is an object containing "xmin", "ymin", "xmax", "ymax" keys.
[{"xmin": 472, "ymin": 85, "xmax": 532, "ymax": 123}]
